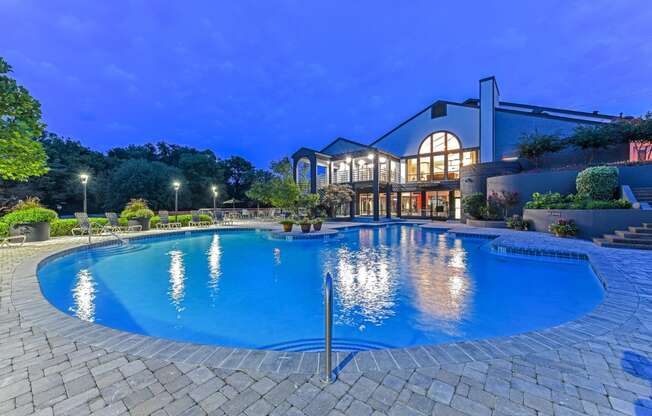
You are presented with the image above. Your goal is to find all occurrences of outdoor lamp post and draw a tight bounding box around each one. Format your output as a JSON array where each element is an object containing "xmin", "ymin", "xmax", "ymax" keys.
[
  {"xmin": 173, "ymin": 181, "xmax": 180, "ymax": 221},
  {"xmin": 212, "ymin": 185, "xmax": 218, "ymax": 220},
  {"xmin": 80, "ymin": 174, "xmax": 89, "ymax": 213}
]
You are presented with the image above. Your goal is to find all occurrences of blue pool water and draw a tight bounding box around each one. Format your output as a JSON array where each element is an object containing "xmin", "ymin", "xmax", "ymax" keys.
[{"xmin": 38, "ymin": 226, "xmax": 603, "ymax": 351}]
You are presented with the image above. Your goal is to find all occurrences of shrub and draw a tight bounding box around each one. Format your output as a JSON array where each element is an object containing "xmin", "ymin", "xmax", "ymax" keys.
[
  {"xmin": 524, "ymin": 192, "xmax": 630, "ymax": 210},
  {"xmin": 506, "ymin": 215, "xmax": 530, "ymax": 231},
  {"xmin": 516, "ymin": 132, "xmax": 566, "ymax": 167},
  {"xmin": 50, "ymin": 218, "xmax": 108, "ymax": 237},
  {"xmin": 279, "ymin": 219, "xmax": 294, "ymax": 225},
  {"xmin": 0, "ymin": 221, "xmax": 8, "ymax": 237},
  {"xmin": 11, "ymin": 196, "xmax": 44, "ymax": 211},
  {"xmin": 585, "ymin": 199, "xmax": 632, "ymax": 209},
  {"xmin": 576, "ymin": 166, "xmax": 619, "ymax": 200},
  {"xmin": 1, "ymin": 207, "xmax": 58, "ymax": 227},
  {"xmin": 549, "ymin": 219, "xmax": 578, "ymax": 237},
  {"xmin": 462, "ymin": 193, "xmax": 485, "ymax": 219},
  {"xmin": 121, "ymin": 198, "xmax": 155, "ymax": 219}
]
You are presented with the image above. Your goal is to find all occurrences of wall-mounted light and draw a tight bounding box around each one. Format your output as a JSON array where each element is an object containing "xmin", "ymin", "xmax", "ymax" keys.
[
  {"xmin": 367, "ymin": 153, "xmax": 374, "ymax": 160},
  {"xmin": 345, "ymin": 156, "xmax": 352, "ymax": 163}
]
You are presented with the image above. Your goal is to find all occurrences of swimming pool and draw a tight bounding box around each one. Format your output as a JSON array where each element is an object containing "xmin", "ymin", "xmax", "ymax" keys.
[{"xmin": 37, "ymin": 225, "xmax": 603, "ymax": 351}]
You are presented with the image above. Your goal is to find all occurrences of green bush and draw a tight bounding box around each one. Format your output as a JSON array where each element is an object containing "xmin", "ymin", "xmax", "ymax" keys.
[
  {"xmin": 1, "ymin": 208, "xmax": 58, "ymax": 227},
  {"xmin": 549, "ymin": 219, "xmax": 578, "ymax": 237},
  {"xmin": 506, "ymin": 215, "xmax": 530, "ymax": 231},
  {"xmin": 461, "ymin": 193, "xmax": 485, "ymax": 219},
  {"xmin": 524, "ymin": 192, "xmax": 631, "ymax": 210},
  {"xmin": 50, "ymin": 218, "xmax": 109, "ymax": 237},
  {"xmin": 121, "ymin": 198, "xmax": 155, "ymax": 220},
  {"xmin": 0, "ymin": 221, "xmax": 8, "ymax": 237},
  {"xmin": 576, "ymin": 166, "xmax": 619, "ymax": 200}
]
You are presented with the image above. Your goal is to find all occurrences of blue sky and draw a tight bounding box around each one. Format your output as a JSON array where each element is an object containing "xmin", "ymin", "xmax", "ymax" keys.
[{"xmin": 2, "ymin": 0, "xmax": 651, "ymax": 167}]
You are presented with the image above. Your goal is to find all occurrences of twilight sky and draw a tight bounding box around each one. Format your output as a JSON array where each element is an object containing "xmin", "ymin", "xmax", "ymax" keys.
[{"xmin": 2, "ymin": 1, "xmax": 651, "ymax": 167}]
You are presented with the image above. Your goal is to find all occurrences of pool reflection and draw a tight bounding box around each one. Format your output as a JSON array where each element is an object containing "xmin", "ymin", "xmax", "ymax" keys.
[
  {"xmin": 207, "ymin": 234, "xmax": 222, "ymax": 293},
  {"xmin": 167, "ymin": 249, "xmax": 186, "ymax": 312},
  {"xmin": 326, "ymin": 227, "xmax": 472, "ymax": 337},
  {"xmin": 70, "ymin": 268, "xmax": 96, "ymax": 322}
]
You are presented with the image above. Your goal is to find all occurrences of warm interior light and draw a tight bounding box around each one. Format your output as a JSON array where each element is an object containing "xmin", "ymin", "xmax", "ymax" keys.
[
  {"xmin": 339, "ymin": 162, "xmax": 346, "ymax": 169},
  {"xmin": 345, "ymin": 156, "xmax": 352, "ymax": 163},
  {"xmin": 367, "ymin": 153, "xmax": 374, "ymax": 159},
  {"xmin": 379, "ymin": 156, "xmax": 387, "ymax": 163},
  {"xmin": 357, "ymin": 159, "xmax": 366, "ymax": 165}
]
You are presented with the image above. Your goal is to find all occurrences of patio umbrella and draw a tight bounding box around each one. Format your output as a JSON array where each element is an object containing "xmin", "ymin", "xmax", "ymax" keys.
[{"xmin": 222, "ymin": 198, "xmax": 241, "ymax": 209}]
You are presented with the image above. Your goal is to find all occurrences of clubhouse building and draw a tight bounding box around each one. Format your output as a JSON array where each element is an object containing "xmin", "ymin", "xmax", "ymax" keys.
[{"xmin": 291, "ymin": 77, "xmax": 628, "ymax": 221}]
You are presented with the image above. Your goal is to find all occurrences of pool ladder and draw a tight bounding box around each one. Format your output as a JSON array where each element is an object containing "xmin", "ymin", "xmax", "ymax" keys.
[{"xmin": 323, "ymin": 272, "xmax": 334, "ymax": 383}]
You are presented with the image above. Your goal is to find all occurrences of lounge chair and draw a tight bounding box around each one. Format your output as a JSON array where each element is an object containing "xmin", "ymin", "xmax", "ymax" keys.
[
  {"xmin": 157, "ymin": 211, "xmax": 182, "ymax": 229},
  {"xmin": 0, "ymin": 235, "xmax": 26, "ymax": 248},
  {"xmin": 188, "ymin": 210, "xmax": 211, "ymax": 227},
  {"xmin": 213, "ymin": 211, "xmax": 233, "ymax": 226},
  {"xmin": 105, "ymin": 212, "xmax": 142, "ymax": 232},
  {"xmin": 71, "ymin": 212, "xmax": 103, "ymax": 236}
]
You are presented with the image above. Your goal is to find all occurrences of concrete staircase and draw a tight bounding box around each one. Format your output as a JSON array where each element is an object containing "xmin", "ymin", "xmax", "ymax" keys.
[
  {"xmin": 632, "ymin": 187, "xmax": 652, "ymax": 205},
  {"xmin": 594, "ymin": 223, "xmax": 652, "ymax": 250}
]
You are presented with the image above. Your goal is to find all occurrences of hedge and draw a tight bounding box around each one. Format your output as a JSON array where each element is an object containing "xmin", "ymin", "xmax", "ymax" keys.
[
  {"xmin": 524, "ymin": 192, "xmax": 632, "ymax": 210},
  {"xmin": 576, "ymin": 166, "xmax": 619, "ymax": 200},
  {"xmin": 50, "ymin": 218, "xmax": 109, "ymax": 237}
]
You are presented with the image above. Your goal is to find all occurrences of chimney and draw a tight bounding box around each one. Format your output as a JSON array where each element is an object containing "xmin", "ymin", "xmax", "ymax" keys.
[{"xmin": 479, "ymin": 77, "xmax": 499, "ymax": 163}]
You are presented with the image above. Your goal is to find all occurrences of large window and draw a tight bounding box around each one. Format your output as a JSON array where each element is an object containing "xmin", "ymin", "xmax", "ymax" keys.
[{"xmin": 412, "ymin": 132, "xmax": 476, "ymax": 181}]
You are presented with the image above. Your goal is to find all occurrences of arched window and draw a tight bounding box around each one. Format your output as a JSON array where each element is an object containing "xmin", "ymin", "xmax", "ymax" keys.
[
  {"xmin": 296, "ymin": 158, "xmax": 311, "ymax": 193},
  {"xmin": 408, "ymin": 131, "xmax": 476, "ymax": 181}
]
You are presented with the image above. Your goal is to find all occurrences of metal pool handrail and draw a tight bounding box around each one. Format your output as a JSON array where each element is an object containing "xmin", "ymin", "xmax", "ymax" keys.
[{"xmin": 323, "ymin": 272, "xmax": 334, "ymax": 383}]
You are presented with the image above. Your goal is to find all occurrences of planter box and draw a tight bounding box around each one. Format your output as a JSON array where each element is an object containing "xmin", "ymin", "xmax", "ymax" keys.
[
  {"xmin": 524, "ymin": 208, "xmax": 652, "ymax": 239},
  {"xmin": 466, "ymin": 219, "xmax": 507, "ymax": 229},
  {"xmin": 131, "ymin": 218, "xmax": 151, "ymax": 231},
  {"xmin": 10, "ymin": 222, "xmax": 50, "ymax": 242}
]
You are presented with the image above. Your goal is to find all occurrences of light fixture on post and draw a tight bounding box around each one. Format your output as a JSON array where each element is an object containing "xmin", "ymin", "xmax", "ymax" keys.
[
  {"xmin": 79, "ymin": 173, "xmax": 89, "ymax": 213},
  {"xmin": 211, "ymin": 185, "xmax": 218, "ymax": 223},
  {"xmin": 173, "ymin": 181, "xmax": 181, "ymax": 222}
]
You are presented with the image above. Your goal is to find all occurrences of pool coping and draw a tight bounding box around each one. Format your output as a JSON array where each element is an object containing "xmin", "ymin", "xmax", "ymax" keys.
[{"xmin": 9, "ymin": 224, "xmax": 641, "ymax": 375}]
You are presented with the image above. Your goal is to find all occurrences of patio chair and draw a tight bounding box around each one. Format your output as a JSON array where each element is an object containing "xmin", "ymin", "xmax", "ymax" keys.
[
  {"xmin": 105, "ymin": 212, "xmax": 142, "ymax": 232},
  {"xmin": 71, "ymin": 212, "xmax": 103, "ymax": 236},
  {"xmin": 215, "ymin": 211, "xmax": 234, "ymax": 225},
  {"xmin": 157, "ymin": 211, "xmax": 182, "ymax": 229},
  {"xmin": 0, "ymin": 235, "xmax": 26, "ymax": 248},
  {"xmin": 188, "ymin": 210, "xmax": 211, "ymax": 227}
]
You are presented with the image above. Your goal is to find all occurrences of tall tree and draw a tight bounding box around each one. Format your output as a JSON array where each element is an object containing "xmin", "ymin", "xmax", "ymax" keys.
[
  {"xmin": 103, "ymin": 159, "xmax": 188, "ymax": 211},
  {"xmin": 0, "ymin": 57, "xmax": 48, "ymax": 181},
  {"xmin": 220, "ymin": 156, "xmax": 256, "ymax": 201}
]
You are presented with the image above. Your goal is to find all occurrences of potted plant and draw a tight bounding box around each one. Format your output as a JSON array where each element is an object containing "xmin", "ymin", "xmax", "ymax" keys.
[
  {"xmin": 299, "ymin": 219, "xmax": 311, "ymax": 233},
  {"xmin": 2, "ymin": 197, "xmax": 58, "ymax": 242},
  {"xmin": 549, "ymin": 218, "xmax": 578, "ymax": 237},
  {"xmin": 121, "ymin": 198, "xmax": 155, "ymax": 231},
  {"xmin": 279, "ymin": 219, "xmax": 294, "ymax": 232},
  {"xmin": 312, "ymin": 218, "xmax": 323, "ymax": 232}
]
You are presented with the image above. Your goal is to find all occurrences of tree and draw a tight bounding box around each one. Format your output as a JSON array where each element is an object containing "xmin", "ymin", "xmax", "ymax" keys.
[
  {"xmin": 177, "ymin": 152, "xmax": 224, "ymax": 208},
  {"xmin": 320, "ymin": 184, "xmax": 354, "ymax": 217},
  {"xmin": 0, "ymin": 57, "xmax": 48, "ymax": 181},
  {"xmin": 516, "ymin": 132, "xmax": 565, "ymax": 167},
  {"xmin": 103, "ymin": 159, "xmax": 187, "ymax": 211},
  {"xmin": 608, "ymin": 112, "xmax": 652, "ymax": 161},
  {"xmin": 569, "ymin": 125, "xmax": 616, "ymax": 163},
  {"xmin": 219, "ymin": 156, "xmax": 256, "ymax": 201}
]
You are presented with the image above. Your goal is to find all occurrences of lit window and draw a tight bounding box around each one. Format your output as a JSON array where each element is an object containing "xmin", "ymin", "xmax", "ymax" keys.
[
  {"xmin": 462, "ymin": 151, "xmax": 477, "ymax": 166},
  {"xmin": 419, "ymin": 136, "xmax": 431, "ymax": 154}
]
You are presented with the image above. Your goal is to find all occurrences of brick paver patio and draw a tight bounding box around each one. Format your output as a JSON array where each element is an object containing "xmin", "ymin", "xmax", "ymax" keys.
[{"xmin": 1, "ymin": 224, "xmax": 651, "ymax": 415}]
